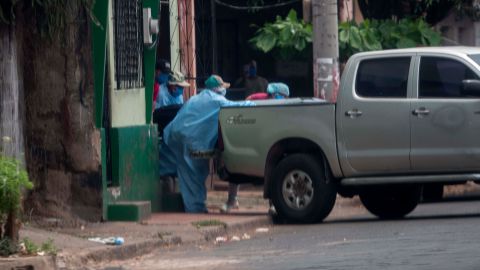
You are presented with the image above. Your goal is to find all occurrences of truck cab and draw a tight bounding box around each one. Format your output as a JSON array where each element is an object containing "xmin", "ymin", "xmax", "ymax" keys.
[{"xmin": 338, "ymin": 47, "xmax": 480, "ymax": 177}]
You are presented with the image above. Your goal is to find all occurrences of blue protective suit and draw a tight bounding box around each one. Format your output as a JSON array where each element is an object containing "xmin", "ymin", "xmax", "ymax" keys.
[
  {"xmin": 159, "ymin": 89, "xmax": 254, "ymax": 212},
  {"xmin": 155, "ymin": 84, "xmax": 184, "ymax": 109}
]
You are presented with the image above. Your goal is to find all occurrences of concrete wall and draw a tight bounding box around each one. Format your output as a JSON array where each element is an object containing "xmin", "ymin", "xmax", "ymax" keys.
[{"xmin": 435, "ymin": 12, "xmax": 478, "ymax": 46}]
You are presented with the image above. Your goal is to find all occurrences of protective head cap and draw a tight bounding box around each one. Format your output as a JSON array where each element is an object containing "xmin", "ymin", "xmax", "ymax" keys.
[
  {"xmin": 205, "ymin": 75, "xmax": 231, "ymax": 89},
  {"xmin": 168, "ymin": 71, "xmax": 190, "ymax": 87},
  {"xmin": 267, "ymin": 83, "xmax": 290, "ymax": 97}
]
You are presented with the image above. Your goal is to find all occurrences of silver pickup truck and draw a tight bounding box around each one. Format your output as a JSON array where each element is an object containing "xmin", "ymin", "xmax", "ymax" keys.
[{"xmin": 218, "ymin": 47, "xmax": 480, "ymax": 223}]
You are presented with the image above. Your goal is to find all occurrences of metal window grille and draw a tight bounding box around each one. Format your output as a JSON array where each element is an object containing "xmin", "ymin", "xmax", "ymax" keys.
[{"xmin": 113, "ymin": 0, "xmax": 144, "ymax": 90}]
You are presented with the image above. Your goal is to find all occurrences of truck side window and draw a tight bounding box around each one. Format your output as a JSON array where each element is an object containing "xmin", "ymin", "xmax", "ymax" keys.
[
  {"xmin": 419, "ymin": 57, "xmax": 479, "ymax": 98},
  {"xmin": 355, "ymin": 57, "xmax": 410, "ymax": 98}
]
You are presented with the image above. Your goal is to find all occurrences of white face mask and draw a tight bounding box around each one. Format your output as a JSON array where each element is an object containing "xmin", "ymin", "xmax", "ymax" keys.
[{"xmin": 215, "ymin": 87, "xmax": 227, "ymax": 96}]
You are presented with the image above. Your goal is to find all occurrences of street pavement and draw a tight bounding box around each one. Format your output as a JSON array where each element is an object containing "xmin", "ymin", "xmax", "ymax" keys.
[
  {"xmin": 3, "ymin": 184, "xmax": 480, "ymax": 269},
  {"xmin": 102, "ymin": 198, "xmax": 480, "ymax": 270}
]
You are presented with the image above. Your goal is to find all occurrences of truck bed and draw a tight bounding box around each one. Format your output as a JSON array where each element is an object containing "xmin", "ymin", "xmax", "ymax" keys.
[{"xmin": 219, "ymin": 98, "xmax": 341, "ymax": 178}]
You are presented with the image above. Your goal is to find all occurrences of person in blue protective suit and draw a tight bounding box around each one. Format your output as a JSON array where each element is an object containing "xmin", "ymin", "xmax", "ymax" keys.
[
  {"xmin": 153, "ymin": 59, "xmax": 171, "ymax": 105},
  {"xmin": 221, "ymin": 82, "xmax": 290, "ymax": 213},
  {"xmin": 159, "ymin": 75, "xmax": 255, "ymax": 213},
  {"xmin": 246, "ymin": 82, "xmax": 290, "ymax": 101},
  {"xmin": 155, "ymin": 71, "xmax": 189, "ymax": 109},
  {"xmin": 267, "ymin": 82, "xmax": 290, "ymax": 99}
]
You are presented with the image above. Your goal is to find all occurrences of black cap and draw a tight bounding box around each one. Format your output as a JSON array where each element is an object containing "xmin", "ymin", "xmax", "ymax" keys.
[{"xmin": 155, "ymin": 59, "xmax": 171, "ymax": 73}]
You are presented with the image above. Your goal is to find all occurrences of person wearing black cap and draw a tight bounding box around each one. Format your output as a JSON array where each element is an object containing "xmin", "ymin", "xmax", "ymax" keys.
[{"xmin": 153, "ymin": 59, "xmax": 172, "ymax": 106}]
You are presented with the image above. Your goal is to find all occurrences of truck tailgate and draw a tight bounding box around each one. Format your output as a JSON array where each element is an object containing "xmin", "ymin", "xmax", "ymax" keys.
[{"xmin": 219, "ymin": 99, "xmax": 340, "ymax": 177}]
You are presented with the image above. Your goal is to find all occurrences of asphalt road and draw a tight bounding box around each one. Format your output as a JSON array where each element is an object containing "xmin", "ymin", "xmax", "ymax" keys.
[{"xmin": 104, "ymin": 198, "xmax": 480, "ymax": 270}]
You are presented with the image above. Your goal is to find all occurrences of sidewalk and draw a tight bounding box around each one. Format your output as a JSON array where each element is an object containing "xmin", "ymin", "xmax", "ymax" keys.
[{"xmin": 0, "ymin": 189, "xmax": 271, "ymax": 270}]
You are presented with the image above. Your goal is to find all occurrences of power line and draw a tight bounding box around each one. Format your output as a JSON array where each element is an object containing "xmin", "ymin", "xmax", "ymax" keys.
[{"xmin": 214, "ymin": 0, "xmax": 300, "ymax": 10}]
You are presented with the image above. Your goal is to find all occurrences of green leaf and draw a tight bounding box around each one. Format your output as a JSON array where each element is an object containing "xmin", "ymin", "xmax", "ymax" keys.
[
  {"xmin": 420, "ymin": 27, "xmax": 442, "ymax": 46},
  {"xmin": 362, "ymin": 19, "xmax": 371, "ymax": 28},
  {"xmin": 305, "ymin": 24, "xmax": 313, "ymax": 34},
  {"xmin": 350, "ymin": 27, "xmax": 362, "ymax": 49},
  {"xmin": 338, "ymin": 21, "xmax": 350, "ymax": 30},
  {"xmin": 362, "ymin": 29, "xmax": 382, "ymax": 51},
  {"xmin": 428, "ymin": 32, "xmax": 442, "ymax": 45},
  {"xmin": 256, "ymin": 33, "xmax": 277, "ymax": 52},
  {"xmin": 282, "ymin": 26, "xmax": 293, "ymax": 40},
  {"xmin": 287, "ymin": 9, "xmax": 297, "ymax": 22},
  {"xmin": 339, "ymin": 28, "xmax": 349, "ymax": 43},
  {"xmin": 294, "ymin": 38, "xmax": 306, "ymax": 51},
  {"xmin": 396, "ymin": 38, "xmax": 417, "ymax": 48}
]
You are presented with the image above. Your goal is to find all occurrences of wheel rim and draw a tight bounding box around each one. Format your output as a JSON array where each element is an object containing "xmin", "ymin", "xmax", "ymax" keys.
[{"xmin": 282, "ymin": 170, "xmax": 314, "ymax": 210}]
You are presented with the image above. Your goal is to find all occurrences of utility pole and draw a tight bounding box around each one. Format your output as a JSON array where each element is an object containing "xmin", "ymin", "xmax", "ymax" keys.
[{"xmin": 311, "ymin": 0, "xmax": 340, "ymax": 102}]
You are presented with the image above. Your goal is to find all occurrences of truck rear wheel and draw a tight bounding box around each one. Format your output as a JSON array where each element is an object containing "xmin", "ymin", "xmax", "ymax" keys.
[
  {"xmin": 271, "ymin": 154, "xmax": 336, "ymax": 223},
  {"xmin": 359, "ymin": 185, "xmax": 421, "ymax": 219}
]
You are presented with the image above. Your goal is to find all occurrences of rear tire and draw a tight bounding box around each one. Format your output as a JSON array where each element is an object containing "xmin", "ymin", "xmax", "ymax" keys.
[
  {"xmin": 359, "ymin": 185, "xmax": 421, "ymax": 219},
  {"xmin": 271, "ymin": 154, "xmax": 336, "ymax": 223}
]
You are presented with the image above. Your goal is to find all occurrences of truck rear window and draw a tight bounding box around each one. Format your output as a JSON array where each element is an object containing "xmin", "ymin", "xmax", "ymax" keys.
[{"xmin": 355, "ymin": 57, "xmax": 411, "ymax": 98}]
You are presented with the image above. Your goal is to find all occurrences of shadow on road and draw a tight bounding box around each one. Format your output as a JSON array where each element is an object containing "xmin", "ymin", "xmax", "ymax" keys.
[
  {"xmin": 321, "ymin": 212, "xmax": 480, "ymax": 225},
  {"xmin": 422, "ymin": 194, "xmax": 480, "ymax": 204},
  {"xmin": 209, "ymin": 212, "xmax": 268, "ymax": 216}
]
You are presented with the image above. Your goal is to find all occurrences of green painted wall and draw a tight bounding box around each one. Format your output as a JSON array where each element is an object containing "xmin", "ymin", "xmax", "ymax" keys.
[
  {"xmin": 101, "ymin": 128, "xmax": 107, "ymax": 219},
  {"xmin": 91, "ymin": 0, "xmax": 109, "ymax": 128},
  {"xmin": 102, "ymin": 125, "xmax": 161, "ymax": 219},
  {"xmin": 93, "ymin": 0, "xmax": 163, "ymax": 219}
]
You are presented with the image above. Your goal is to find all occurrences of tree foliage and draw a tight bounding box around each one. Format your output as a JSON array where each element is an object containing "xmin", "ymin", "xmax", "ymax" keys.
[
  {"xmin": 0, "ymin": 155, "xmax": 32, "ymax": 217},
  {"xmin": 250, "ymin": 9, "xmax": 441, "ymax": 61},
  {"xmin": 0, "ymin": 138, "xmax": 33, "ymax": 252},
  {"xmin": 249, "ymin": 9, "xmax": 312, "ymax": 60},
  {"xmin": 339, "ymin": 18, "xmax": 441, "ymax": 61}
]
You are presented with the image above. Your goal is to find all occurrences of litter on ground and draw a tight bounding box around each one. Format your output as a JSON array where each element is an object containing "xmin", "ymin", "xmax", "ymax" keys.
[{"xmin": 255, "ymin": 227, "xmax": 269, "ymax": 233}]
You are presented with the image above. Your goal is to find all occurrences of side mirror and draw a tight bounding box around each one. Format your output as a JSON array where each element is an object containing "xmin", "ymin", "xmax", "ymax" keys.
[{"xmin": 462, "ymin": 79, "xmax": 480, "ymax": 97}]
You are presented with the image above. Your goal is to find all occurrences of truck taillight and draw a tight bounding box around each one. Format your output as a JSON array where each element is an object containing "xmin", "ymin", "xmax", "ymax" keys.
[{"xmin": 217, "ymin": 122, "xmax": 224, "ymax": 151}]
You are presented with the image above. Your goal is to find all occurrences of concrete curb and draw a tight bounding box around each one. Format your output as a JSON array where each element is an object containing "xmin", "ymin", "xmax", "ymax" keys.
[
  {"xmin": 56, "ymin": 236, "xmax": 181, "ymax": 269},
  {"xmin": 0, "ymin": 255, "xmax": 57, "ymax": 270},
  {"xmin": 201, "ymin": 215, "xmax": 272, "ymax": 242}
]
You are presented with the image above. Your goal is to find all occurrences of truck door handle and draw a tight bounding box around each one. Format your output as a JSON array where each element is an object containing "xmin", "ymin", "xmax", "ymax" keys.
[
  {"xmin": 345, "ymin": 109, "xmax": 363, "ymax": 118},
  {"xmin": 412, "ymin": 107, "xmax": 430, "ymax": 116}
]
